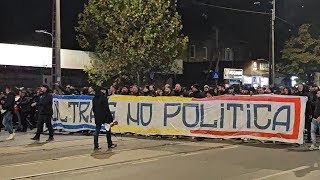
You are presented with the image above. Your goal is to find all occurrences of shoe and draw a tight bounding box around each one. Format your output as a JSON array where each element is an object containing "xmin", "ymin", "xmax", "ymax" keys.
[
  {"xmin": 108, "ymin": 144, "xmax": 117, "ymax": 149},
  {"xmin": 6, "ymin": 133, "xmax": 15, "ymax": 141},
  {"xmin": 46, "ymin": 137, "xmax": 54, "ymax": 142},
  {"xmin": 94, "ymin": 147, "xmax": 101, "ymax": 151},
  {"xmin": 31, "ymin": 137, "xmax": 40, "ymax": 141},
  {"xmin": 309, "ymin": 144, "xmax": 319, "ymax": 151}
]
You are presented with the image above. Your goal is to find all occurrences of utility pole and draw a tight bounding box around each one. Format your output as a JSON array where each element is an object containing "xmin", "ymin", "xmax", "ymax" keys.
[
  {"xmin": 52, "ymin": 0, "xmax": 61, "ymax": 87},
  {"xmin": 271, "ymin": 0, "xmax": 275, "ymax": 87}
]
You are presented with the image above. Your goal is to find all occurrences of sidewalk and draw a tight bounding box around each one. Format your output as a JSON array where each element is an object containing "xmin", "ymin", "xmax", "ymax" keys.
[{"xmin": 0, "ymin": 129, "xmax": 91, "ymax": 147}]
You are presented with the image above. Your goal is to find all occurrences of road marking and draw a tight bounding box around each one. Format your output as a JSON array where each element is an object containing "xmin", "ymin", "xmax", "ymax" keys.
[
  {"xmin": 0, "ymin": 142, "xmax": 179, "ymax": 168},
  {"xmin": 131, "ymin": 158, "xmax": 159, "ymax": 165},
  {"xmin": 180, "ymin": 145, "xmax": 238, "ymax": 157},
  {"xmin": 253, "ymin": 166, "xmax": 310, "ymax": 180},
  {"xmin": 7, "ymin": 143, "xmax": 231, "ymax": 179},
  {"xmin": 181, "ymin": 151, "xmax": 204, "ymax": 157},
  {"xmin": 0, "ymin": 148, "xmax": 131, "ymax": 168},
  {"xmin": 220, "ymin": 145, "xmax": 238, "ymax": 150},
  {"xmin": 70, "ymin": 168, "xmax": 104, "ymax": 175}
]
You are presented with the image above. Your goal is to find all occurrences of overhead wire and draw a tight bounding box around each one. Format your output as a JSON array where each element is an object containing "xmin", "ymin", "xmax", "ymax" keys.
[{"xmin": 196, "ymin": 2, "xmax": 295, "ymax": 26}]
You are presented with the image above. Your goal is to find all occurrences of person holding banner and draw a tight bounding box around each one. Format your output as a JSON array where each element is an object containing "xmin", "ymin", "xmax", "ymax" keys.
[
  {"xmin": 92, "ymin": 87, "xmax": 116, "ymax": 151},
  {"xmin": 295, "ymin": 84, "xmax": 313, "ymax": 143},
  {"xmin": 310, "ymin": 90, "xmax": 320, "ymax": 150}
]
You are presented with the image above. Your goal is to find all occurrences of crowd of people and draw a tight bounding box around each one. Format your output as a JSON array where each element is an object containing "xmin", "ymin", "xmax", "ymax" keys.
[
  {"xmin": 51, "ymin": 82, "xmax": 317, "ymax": 99},
  {"xmin": 0, "ymin": 85, "xmax": 54, "ymax": 141},
  {"xmin": 1, "ymin": 82, "xmax": 320, "ymax": 150}
]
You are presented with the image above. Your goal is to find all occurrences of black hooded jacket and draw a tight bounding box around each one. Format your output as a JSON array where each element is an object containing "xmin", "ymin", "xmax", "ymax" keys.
[
  {"xmin": 2, "ymin": 92, "xmax": 15, "ymax": 112},
  {"xmin": 92, "ymin": 91, "xmax": 113, "ymax": 124},
  {"xmin": 37, "ymin": 92, "xmax": 53, "ymax": 115},
  {"xmin": 313, "ymin": 97, "xmax": 320, "ymax": 118}
]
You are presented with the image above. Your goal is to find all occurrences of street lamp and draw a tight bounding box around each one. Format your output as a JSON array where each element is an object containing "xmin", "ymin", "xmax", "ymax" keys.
[
  {"xmin": 254, "ymin": 0, "xmax": 275, "ymax": 87},
  {"xmin": 35, "ymin": 0, "xmax": 61, "ymax": 88},
  {"xmin": 271, "ymin": 0, "xmax": 275, "ymax": 87},
  {"xmin": 35, "ymin": 30, "xmax": 52, "ymax": 37},
  {"xmin": 52, "ymin": 0, "xmax": 61, "ymax": 87}
]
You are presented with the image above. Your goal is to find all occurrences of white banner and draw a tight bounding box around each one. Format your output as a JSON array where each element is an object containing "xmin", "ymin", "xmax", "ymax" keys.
[{"xmin": 52, "ymin": 95, "xmax": 307, "ymax": 144}]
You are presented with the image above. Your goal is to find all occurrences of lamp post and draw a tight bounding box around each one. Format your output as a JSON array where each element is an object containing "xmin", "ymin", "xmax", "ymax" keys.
[
  {"xmin": 271, "ymin": 0, "xmax": 275, "ymax": 87},
  {"xmin": 35, "ymin": 29, "xmax": 53, "ymax": 87},
  {"xmin": 36, "ymin": 0, "xmax": 61, "ymax": 88},
  {"xmin": 254, "ymin": 0, "xmax": 275, "ymax": 87},
  {"xmin": 52, "ymin": 0, "xmax": 61, "ymax": 87}
]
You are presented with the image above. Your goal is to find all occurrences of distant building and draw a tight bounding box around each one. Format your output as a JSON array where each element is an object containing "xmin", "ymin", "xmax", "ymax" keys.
[
  {"xmin": 0, "ymin": 43, "xmax": 91, "ymax": 89},
  {"xmin": 177, "ymin": 27, "xmax": 251, "ymax": 86}
]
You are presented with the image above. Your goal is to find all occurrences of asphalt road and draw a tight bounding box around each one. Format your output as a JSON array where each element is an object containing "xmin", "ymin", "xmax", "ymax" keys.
[{"xmin": 0, "ymin": 131, "xmax": 320, "ymax": 180}]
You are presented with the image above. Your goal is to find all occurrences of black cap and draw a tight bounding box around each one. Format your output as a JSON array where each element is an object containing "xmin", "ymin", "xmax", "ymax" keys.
[
  {"xmin": 95, "ymin": 86, "xmax": 107, "ymax": 92},
  {"xmin": 192, "ymin": 84, "xmax": 200, "ymax": 90},
  {"xmin": 40, "ymin": 84, "xmax": 50, "ymax": 90}
]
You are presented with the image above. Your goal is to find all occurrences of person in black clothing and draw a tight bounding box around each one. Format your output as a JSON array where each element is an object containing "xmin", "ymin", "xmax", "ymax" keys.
[
  {"xmin": 172, "ymin": 84, "xmax": 184, "ymax": 97},
  {"xmin": 31, "ymin": 85, "xmax": 54, "ymax": 142},
  {"xmin": 309, "ymin": 89, "xmax": 320, "ymax": 150},
  {"xmin": 142, "ymin": 85, "xmax": 150, "ymax": 96},
  {"xmin": 29, "ymin": 89, "xmax": 40, "ymax": 128},
  {"xmin": 149, "ymin": 84, "xmax": 156, "ymax": 97},
  {"xmin": 18, "ymin": 90, "xmax": 32, "ymax": 132},
  {"xmin": 189, "ymin": 84, "xmax": 206, "ymax": 98},
  {"xmin": 295, "ymin": 83, "xmax": 313, "ymax": 143},
  {"xmin": 130, "ymin": 85, "xmax": 140, "ymax": 96},
  {"xmin": 120, "ymin": 86, "xmax": 130, "ymax": 95},
  {"xmin": 92, "ymin": 87, "xmax": 116, "ymax": 150}
]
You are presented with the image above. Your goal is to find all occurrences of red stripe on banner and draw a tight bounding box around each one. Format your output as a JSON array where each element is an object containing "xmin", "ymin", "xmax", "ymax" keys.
[
  {"xmin": 190, "ymin": 130, "xmax": 296, "ymax": 139},
  {"xmin": 191, "ymin": 96, "xmax": 302, "ymax": 140}
]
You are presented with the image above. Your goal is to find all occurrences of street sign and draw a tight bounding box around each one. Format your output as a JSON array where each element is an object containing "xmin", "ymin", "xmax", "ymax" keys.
[
  {"xmin": 212, "ymin": 71, "xmax": 219, "ymax": 79},
  {"xmin": 223, "ymin": 68, "xmax": 243, "ymax": 80}
]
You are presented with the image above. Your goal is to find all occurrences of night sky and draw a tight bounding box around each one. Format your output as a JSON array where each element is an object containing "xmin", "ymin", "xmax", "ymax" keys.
[{"xmin": 0, "ymin": 0, "xmax": 319, "ymax": 59}]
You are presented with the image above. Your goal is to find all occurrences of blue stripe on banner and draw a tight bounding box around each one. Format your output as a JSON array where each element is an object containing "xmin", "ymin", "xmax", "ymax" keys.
[
  {"xmin": 53, "ymin": 95, "xmax": 94, "ymax": 100},
  {"xmin": 53, "ymin": 95, "xmax": 111, "ymax": 100},
  {"xmin": 52, "ymin": 123, "xmax": 107, "ymax": 131}
]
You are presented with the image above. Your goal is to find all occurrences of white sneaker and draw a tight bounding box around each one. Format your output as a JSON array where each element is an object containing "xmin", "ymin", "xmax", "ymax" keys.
[
  {"xmin": 6, "ymin": 133, "xmax": 15, "ymax": 141},
  {"xmin": 309, "ymin": 144, "xmax": 319, "ymax": 151}
]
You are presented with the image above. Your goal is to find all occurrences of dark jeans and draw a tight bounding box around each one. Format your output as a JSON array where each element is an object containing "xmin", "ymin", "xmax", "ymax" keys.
[
  {"xmin": 35, "ymin": 114, "xmax": 54, "ymax": 139},
  {"xmin": 94, "ymin": 123, "xmax": 112, "ymax": 148},
  {"xmin": 20, "ymin": 112, "xmax": 28, "ymax": 131},
  {"xmin": 2, "ymin": 111, "xmax": 13, "ymax": 134},
  {"xmin": 305, "ymin": 117, "xmax": 311, "ymax": 141}
]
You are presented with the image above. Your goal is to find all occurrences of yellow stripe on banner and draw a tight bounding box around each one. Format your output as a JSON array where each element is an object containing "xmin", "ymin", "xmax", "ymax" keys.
[
  {"xmin": 110, "ymin": 95, "xmax": 192, "ymax": 102},
  {"xmin": 112, "ymin": 126, "xmax": 190, "ymax": 135}
]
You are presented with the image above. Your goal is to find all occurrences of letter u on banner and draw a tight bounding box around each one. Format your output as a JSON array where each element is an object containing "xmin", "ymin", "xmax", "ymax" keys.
[{"xmin": 182, "ymin": 103, "xmax": 199, "ymax": 128}]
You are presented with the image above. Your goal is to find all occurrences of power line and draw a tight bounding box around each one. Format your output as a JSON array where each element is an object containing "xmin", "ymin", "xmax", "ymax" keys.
[
  {"xmin": 197, "ymin": 2, "xmax": 271, "ymax": 15},
  {"xmin": 276, "ymin": 16, "xmax": 295, "ymax": 27},
  {"xmin": 196, "ymin": 2, "xmax": 295, "ymax": 27}
]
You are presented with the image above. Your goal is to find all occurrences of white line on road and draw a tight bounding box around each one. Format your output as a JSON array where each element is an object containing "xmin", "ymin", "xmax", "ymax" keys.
[
  {"xmin": 7, "ymin": 144, "xmax": 232, "ymax": 179},
  {"xmin": 181, "ymin": 151, "xmax": 204, "ymax": 157},
  {"xmin": 131, "ymin": 158, "xmax": 159, "ymax": 165},
  {"xmin": 70, "ymin": 168, "xmax": 104, "ymax": 175},
  {"xmin": 220, "ymin": 145, "xmax": 238, "ymax": 150},
  {"xmin": 253, "ymin": 166, "xmax": 310, "ymax": 180},
  {"xmin": 0, "ymin": 148, "xmax": 132, "ymax": 168},
  {"xmin": 181, "ymin": 145, "xmax": 238, "ymax": 157}
]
